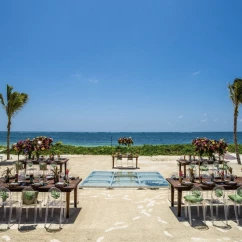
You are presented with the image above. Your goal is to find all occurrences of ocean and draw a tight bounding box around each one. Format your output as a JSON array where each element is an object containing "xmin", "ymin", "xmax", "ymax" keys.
[{"xmin": 0, "ymin": 131, "xmax": 240, "ymax": 147}]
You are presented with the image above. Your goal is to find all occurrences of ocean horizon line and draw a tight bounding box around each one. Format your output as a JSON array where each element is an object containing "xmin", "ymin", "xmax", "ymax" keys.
[{"xmin": 0, "ymin": 131, "xmax": 239, "ymax": 133}]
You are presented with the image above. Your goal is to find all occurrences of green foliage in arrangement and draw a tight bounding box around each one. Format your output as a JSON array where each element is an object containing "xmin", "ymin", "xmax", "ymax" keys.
[{"xmin": 3, "ymin": 143, "xmax": 242, "ymax": 156}]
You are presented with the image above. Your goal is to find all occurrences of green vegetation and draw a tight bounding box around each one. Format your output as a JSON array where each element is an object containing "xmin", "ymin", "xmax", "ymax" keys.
[
  {"xmin": 1, "ymin": 143, "xmax": 241, "ymax": 156},
  {"xmin": 0, "ymin": 85, "xmax": 29, "ymax": 159}
]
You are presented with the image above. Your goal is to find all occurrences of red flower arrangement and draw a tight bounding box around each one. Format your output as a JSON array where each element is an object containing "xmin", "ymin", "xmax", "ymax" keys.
[
  {"xmin": 192, "ymin": 137, "xmax": 228, "ymax": 157},
  {"xmin": 192, "ymin": 138, "xmax": 211, "ymax": 157},
  {"xmin": 118, "ymin": 137, "xmax": 134, "ymax": 147},
  {"xmin": 12, "ymin": 136, "xmax": 53, "ymax": 159},
  {"xmin": 216, "ymin": 139, "xmax": 228, "ymax": 155}
]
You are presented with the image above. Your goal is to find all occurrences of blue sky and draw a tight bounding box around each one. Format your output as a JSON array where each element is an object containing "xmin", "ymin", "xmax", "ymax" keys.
[{"xmin": 0, "ymin": 0, "xmax": 242, "ymax": 132}]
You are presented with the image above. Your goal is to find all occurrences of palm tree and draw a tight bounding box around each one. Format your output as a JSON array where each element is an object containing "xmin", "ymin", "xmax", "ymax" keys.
[
  {"xmin": 0, "ymin": 85, "xmax": 29, "ymax": 160},
  {"xmin": 228, "ymin": 78, "xmax": 242, "ymax": 165}
]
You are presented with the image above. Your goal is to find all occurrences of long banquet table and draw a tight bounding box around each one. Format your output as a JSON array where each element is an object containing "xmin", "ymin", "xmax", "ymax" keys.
[
  {"xmin": 0, "ymin": 177, "xmax": 82, "ymax": 218},
  {"xmin": 166, "ymin": 177, "xmax": 241, "ymax": 217}
]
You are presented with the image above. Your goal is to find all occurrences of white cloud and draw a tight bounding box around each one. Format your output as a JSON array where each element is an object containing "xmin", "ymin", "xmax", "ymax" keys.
[
  {"xmin": 213, "ymin": 118, "xmax": 218, "ymax": 122},
  {"xmin": 203, "ymin": 113, "xmax": 207, "ymax": 116},
  {"xmin": 239, "ymin": 119, "xmax": 242, "ymax": 122},
  {"xmin": 89, "ymin": 79, "xmax": 98, "ymax": 84},
  {"xmin": 75, "ymin": 73, "xmax": 80, "ymax": 77},
  {"xmin": 178, "ymin": 116, "xmax": 183, "ymax": 119},
  {"xmin": 200, "ymin": 119, "xmax": 207, "ymax": 123},
  {"xmin": 193, "ymin": 71, "xmax": 201, "ymax": 75},
  {"xmin": 168, "ymin": 122, "xmax": 172, "ymax": 125}
]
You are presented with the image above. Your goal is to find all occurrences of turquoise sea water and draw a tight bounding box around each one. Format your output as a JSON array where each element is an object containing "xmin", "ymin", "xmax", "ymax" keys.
[{"xmin": 0, "ymin": 131, "xmax": 241, "ymax": 147}]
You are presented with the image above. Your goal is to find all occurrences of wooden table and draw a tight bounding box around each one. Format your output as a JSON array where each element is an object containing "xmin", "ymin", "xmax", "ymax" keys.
[
  {"xmin": 166, "ymin": 177, "xmax": 242, "ymax": 217},
  {"xmin": 21, "ymin": 158, "xmax": 69, "ymax": 174},
  {"xmin": 177, "ymin": 159, "xmax": 229, "ymax": 178},
  {"xmin": 0, "ymin": 178, "xmax": 82, "ymax": 218},
  {"xmin": 112, "ymin": 155, "xmax": 139, "ymax": 169}
]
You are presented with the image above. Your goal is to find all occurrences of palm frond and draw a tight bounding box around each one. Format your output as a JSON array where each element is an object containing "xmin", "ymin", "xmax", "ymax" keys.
[
  {"xmin": 6, "ymin": 85, "xmax": 13, "ymax": 102},
  {"xmin": 7, "ymin": 92, "xmax": 29, "ymax": 117},
  {"xmin": 0, "ymin": 93, "xmax": 6, "ymax": 109},
  {"xmin": 228, "ymin": 79, "xmax": 242, "ymax": 106}
]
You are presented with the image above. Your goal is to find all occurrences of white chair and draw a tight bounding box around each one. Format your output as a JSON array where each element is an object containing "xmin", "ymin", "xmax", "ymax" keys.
[
  {"xmin": 18, "ymin": 187, "xmax": 42, "ymax": 229},
  {"xmin": 184, "ymin": 186, "xmax": 206, "ymax": 226},
  {"xmin": 204, "ymin": 186, "xmax": 228, "ymax": 225},
  {"xmin": 0, "ymin": 188, "xmax": 19, "ymax": 228},
  {"xmin": 44, "ymin": 187, "xmax": 66, "ymax": 229},
  {"xmin": 228, "ymin": 186, "xmax": 242, "ymax": 225}
]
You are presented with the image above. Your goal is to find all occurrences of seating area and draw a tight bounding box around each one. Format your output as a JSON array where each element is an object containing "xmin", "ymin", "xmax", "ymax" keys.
[
  {"xmin": 167, "ymin": 153, "xmax": 242, "ymax": 230},
  {"xmin": 1, "ymin": 153, "xmax": 242, "ymax": 241},
  {"xmin": 0, "ymin": 155, "xmax": 81, "ymax": 231}
]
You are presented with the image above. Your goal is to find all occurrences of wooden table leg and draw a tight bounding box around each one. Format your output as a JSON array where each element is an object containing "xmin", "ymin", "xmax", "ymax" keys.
[
  {"xmin": 171, "ymin": 186, "xmax": 174, "ymax": 207},
  {"xmin": 66, "ymin": 192, "xmax": 70, "ymax": 218},
  {"xmin": 179, "ymin": 163, "xmax": 182, "ymax": 175},
  {"xmin": 74, "ymin": 187, "xmax": 78, "ymax": 208},
  {"xmin": 64, "ymin": 162, "xmax": 67, "ymax": 174},
  {"xmin": 112, "ymin": 157, "xmax": 114, "ymax": 168},
  {"xmin": 60, "ymin": 164, "xmax": 63, "ymax": 173},
  {"xmin": 136, "ymin": 157, "xmax": 138, "ymax": 168},
  {"xmin": 184, "ymin": 164, "xmax": 187, "ymax": 178},
  {"xmin": 177, "ymin": 190, "xmax": 182, "ymax": 217}
]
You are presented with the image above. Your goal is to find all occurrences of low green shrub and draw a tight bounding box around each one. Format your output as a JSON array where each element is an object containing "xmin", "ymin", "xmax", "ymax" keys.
[{"xmin": 2, "ymin": 143, "xmax": 241, "ymax": 156}]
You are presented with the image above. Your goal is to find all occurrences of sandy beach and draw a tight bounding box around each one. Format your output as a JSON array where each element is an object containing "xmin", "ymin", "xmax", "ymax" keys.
[{"xmin": 0, "ymin": 154, "xmax": 242, "ymax": 242}]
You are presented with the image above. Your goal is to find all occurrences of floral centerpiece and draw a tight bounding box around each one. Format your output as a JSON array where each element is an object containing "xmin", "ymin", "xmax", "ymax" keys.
[
  {"xmin": 192, "ymin": 137, "xmax": 211, "ymax": 158},
  {"xmin": 12, "ymin": 136, "xmax": 53, "ymax": 160},
  {"xmin": 192, "ymin": 137, "xmax": 228, "ymax": 159},
  {"xmin": 32, "ymin": 136, "xmax": 53, "ymax": 159},
  {"xmin": 117, "ymin": 137, "xmax": 134, "ymax": 155},
  {"xmin": 207, "ymin": 139, "xmax": 217, "ymax": 160},
  {"xmin": 12, "ymin": 140, "xmax": 25, "ymax": 161},
  {"xmin": 23, "ymin": 138, "xmax": 35, "ymax": 159},
  {"xmin": 118, "ymin": 137, "xmax": 134, "ymax": 146},
  {"xmin": 216, "ymin": 139, "xmax": 228, "ymax": 156}
]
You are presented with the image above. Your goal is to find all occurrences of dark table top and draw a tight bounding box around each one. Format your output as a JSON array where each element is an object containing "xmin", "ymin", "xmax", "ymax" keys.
[
  {"xmin": 0, "ymin": 178, "xmax": 82, "ymax": 192},
  {"xmin": 19, "ymin": 158, "xmax": 69, "ymax": 165},
  {"xmin": 112, "ymin": 154, "xmax": 139, "ymax": 158},
  {"xmin": 177, "ymin": 159, "xmax": 229, "ymax": 165},
  {"xmin": 166, "ymin": 177, "xmax": 242, "ymax": 191}
]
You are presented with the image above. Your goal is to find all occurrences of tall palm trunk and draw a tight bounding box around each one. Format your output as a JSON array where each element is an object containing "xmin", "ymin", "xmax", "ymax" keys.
[
  {"xmin": 7, "ymin": 118, "xmax": 11, "ymax": 160},
  {"xmin": 234, "ymin": 105, "xmax": 241, "ymax": 164}
]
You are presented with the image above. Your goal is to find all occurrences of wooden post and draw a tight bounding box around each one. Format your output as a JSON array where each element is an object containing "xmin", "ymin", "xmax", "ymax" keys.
[
  {"xmin": 66, "ymin": 192, "xmax": 70, "ymax": 218},
  {"xmin": 177, "ymin": 190, "xmax": 182, "ymax": 217},
  {"xmin": 74, "ymin": 187, "xmax": 78, "ymax": 208}
]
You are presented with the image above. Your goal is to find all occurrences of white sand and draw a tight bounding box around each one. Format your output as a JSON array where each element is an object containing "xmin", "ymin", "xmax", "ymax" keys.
[{"xmin": 0, "ymin": 154, "xmax": 242, "ymax": 242}]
